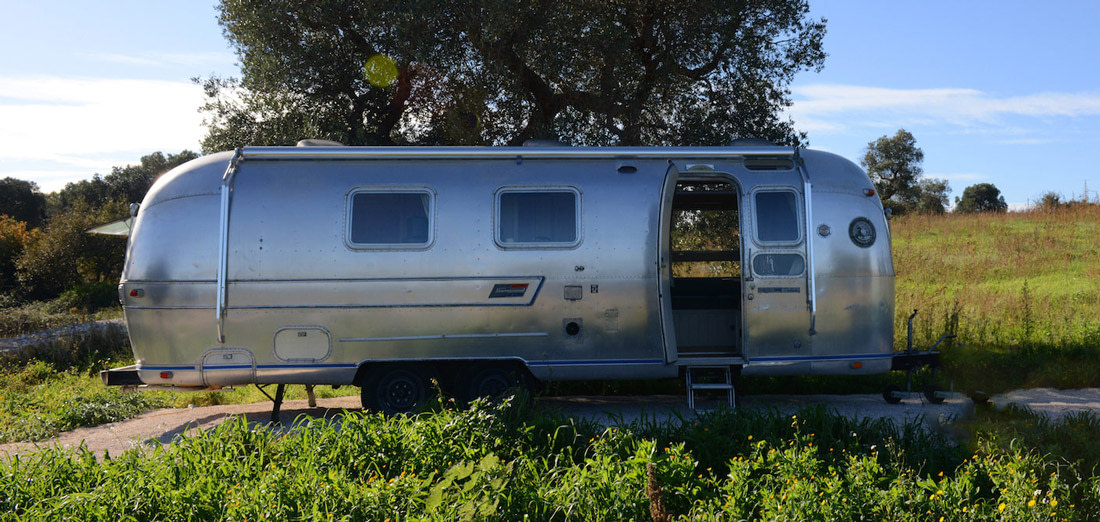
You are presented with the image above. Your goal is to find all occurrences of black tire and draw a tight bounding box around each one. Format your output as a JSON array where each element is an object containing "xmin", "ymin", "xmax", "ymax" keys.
[
  {"xmin": 465, "ymin": 365, "xmax": 526, "ymax": 402},
  {"xmin": 882, "ymin": 384, "xmax": 903, "ymax": 404},
  {"xmin": 969, "ymin": 391, "xmax": 990, "ymax": 404},
  {"xmin": 923, "ymin": 385, "xmax": 946, "ymax": 405},
  {"xmin": 362, "ymin": 366, "xmax": 428, "ymax": 414}
]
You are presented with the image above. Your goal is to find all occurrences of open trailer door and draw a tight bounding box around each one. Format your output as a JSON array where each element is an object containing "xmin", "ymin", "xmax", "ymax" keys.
[{"xmin": 657, "ymin": 163, "xmax": 680, "ymax": 364}]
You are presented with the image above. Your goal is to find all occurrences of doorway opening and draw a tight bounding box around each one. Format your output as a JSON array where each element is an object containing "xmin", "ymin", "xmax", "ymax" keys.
[{"xmin": 670, "ymin": 178, "xmax": 742, "ymax": 356}]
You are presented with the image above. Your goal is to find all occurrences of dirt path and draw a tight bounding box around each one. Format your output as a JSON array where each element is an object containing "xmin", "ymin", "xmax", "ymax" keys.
[
  {"xmin": 3, "ymin": 388, "xmax": 1098, "ymax": 461},
  {"xmin": 0, "ymin": 396, "xmax": 363, "ymax": 460}
]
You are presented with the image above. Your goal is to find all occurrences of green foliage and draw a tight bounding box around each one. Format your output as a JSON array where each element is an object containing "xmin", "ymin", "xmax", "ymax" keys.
[
  {"xmin": 49, "ymin": 151, "xmax": 197, "ymax": 216},
  {"xmin": 1, "ymin": 150, "xmax": 193, "ymax": 305},
  {"xmin": 956, "ymin": 182, "xmax": 1009, "ymax": 213},
  {"xmin": 861, "ymin": 129, "xmax": 951, "ymax": 216},
  {"xmin": 0, "ymin": 361, "xmax": 168, "ymax": 443},
  {"xmin": 1038, "ymin": 191, "xmax": 1064, "ymax": 210},
  {"xmin": 862, "ymin": 129, "xmax": 924, "ymax": 206},
  {"xmin": 48, "ymin": 282, "xmax": 121, "ymax": 315},
  {"xmin": 1, "ymin": 399, "xmax": 1096, "ymax": 520},
  {"xmin": 201, "ymin": 0, "xmax": 826, "ymax": 150},
  {"xmin": 916, "ymin": 178, "xmax": 951, "ymax": 215},
  {"xmin": 15, "ymin": 201, "xmax": 128, "ymax": 301},
  {"xmin": 0, "ymin": 215, "xmax": 37, "ymax": 299},
  {"xmin": 0, "ymin": 177, "xmax": 47, "ymax": 228}
]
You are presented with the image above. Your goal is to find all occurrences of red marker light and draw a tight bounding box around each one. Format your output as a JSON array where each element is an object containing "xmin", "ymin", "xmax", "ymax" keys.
[
  {"xmin": 850, "ymin": 362, "xmax": 863, "ymax": 369},
  {"xmin": 129, "ymin": 289, "xmax": 144, "ymax": 298},
  {"xmin": 160, "ymin": 371, "xmax": 173, "ymax": 379},
  {"xmin": 864, "ymin": 189, "xmax": 876, "ymax": 197}
]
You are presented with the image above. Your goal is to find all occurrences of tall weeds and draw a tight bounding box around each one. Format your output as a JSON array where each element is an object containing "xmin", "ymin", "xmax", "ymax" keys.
[
  {"xmin": 892, "ymin": 205, "xmax": 1100, "ymax": 391},
  {"xmin": 2, "ymin": 398, "xmax": 1096, "ymax": 520}
]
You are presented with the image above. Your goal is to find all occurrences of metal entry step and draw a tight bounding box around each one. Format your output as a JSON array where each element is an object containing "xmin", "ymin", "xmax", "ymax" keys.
[{"xmin": 685, "ymin": 365, "xmax": 735, "ymax": 409}]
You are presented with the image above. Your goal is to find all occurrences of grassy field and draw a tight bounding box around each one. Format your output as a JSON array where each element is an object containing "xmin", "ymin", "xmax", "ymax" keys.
[
  {"xmin": 4, "ymin": 397, "xmax": 1100, "ymax": 520},
  {"xmin": 0, "ymin": 329, "xmax": 355, "ymax": 444},
  {"xmin": 892, "ymin": 204, "xmax": 1100, "ymax": 394}
]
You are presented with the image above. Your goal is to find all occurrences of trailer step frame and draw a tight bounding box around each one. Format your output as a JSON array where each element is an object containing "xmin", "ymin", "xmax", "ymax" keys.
[{"xmin": 685, "ymin": 365, "xmax": 735, "ymax": 410}]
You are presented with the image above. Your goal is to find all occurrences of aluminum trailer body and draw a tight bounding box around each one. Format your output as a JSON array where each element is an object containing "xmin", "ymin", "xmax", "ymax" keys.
[{"xmin": 106, "ymin": 144, "xmax": 895, "ymax": 410}]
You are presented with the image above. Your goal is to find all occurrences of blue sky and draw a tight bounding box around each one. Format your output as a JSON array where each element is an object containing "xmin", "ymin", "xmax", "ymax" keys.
[{"xmin": 1, "ymin": 1, "xmax": 1098, "ymax": 208}]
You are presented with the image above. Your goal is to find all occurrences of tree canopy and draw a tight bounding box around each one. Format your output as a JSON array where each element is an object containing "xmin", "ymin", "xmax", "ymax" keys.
[
  {"xmin": 51, "ymin": 151, "xmax": 198, "ymax": 216},
  {"xmin": 861, "ymin": 129, "xmax": 950, "ymax": 215},
  {"xmin": 955, "ymin": 183, "xmax": 1008, "ymax": 213},
  {"xmin": 0, "ymin": 178, "xmax": 47, "ymax": 228},
  {"xmin": 0, "ymin": 151, "xmax": 197, "ymax": 304},
  {"xmin": 199, "ymin": 0, "xmax": 827, "ymax": 151}
]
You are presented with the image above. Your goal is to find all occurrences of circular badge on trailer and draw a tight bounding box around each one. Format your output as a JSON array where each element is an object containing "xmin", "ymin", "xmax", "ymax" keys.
[{"xmin": 848, "ymin": 218, "xmax": 876, "ymax": 248}]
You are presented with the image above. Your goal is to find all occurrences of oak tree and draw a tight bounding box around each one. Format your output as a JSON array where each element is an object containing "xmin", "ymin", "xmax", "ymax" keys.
[
  {"xmin": 955, "ymin": 183, "xmax": 1008, "ymax": 213},
  {"xmin": 199, "ymin": 0, "xmax": 826, "ymax": 151}
]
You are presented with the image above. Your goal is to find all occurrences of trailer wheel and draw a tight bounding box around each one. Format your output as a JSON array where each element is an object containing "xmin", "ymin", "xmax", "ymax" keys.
[
  {"xmin": 882, "ymin": 384, "xmax": 903, "ymax": 404},
  {"xmin": 465, "ymin": 365, "xmax": 526, "ymax": 403},
  {"xmin": 362, "ymin": 366, "xmax": 428, "ymax": 415}
]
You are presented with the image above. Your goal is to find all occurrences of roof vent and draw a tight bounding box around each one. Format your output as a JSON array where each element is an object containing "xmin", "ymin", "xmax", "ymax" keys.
[
  {"xmin": 730, "ymin": 138, "xmax": 775, "ymax": 147},
  {"xmin": 522, "ymin": 139, "xmax": 568, "ymax": 147},
  {"xmin": 744, "ymin": 158, "xmax": 794, "ymax": 171},
  {"xmin": 296, "ymin": 139, "xmax": 345, "ymax": 147}
]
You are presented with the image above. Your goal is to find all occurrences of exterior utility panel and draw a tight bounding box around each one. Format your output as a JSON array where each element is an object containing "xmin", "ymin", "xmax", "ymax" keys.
[{"xmin": 118, "ymin": 145, "xmax": 894, "ymax": 396}]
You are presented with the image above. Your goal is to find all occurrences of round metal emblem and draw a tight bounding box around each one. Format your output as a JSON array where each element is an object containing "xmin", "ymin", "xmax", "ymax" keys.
[
  {"xmin": 848, "ymin": 218, "xmax": 876, "ymax": 248},
  {"xmin": 817, "ymin": 224, "xmax": 831, "ymax": 237}
]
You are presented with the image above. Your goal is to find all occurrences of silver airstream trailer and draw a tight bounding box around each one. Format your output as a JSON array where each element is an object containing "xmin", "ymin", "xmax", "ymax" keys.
[{"xmin": 102, "ymin": 142, "xmax": 913, "ymax": 414}]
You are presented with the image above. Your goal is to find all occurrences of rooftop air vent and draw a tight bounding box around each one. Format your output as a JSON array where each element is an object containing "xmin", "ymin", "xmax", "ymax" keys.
[
  {"xmin": 522, "ymin": 139, "xmax": 568, "ymax": 147},
  {"xmin": 296, "ymin": 139, "xmax": 345, "ymax": 147},
  {"xmin": 729, "ymin": 137, "xmax": 776, "ymax": 147},
  {"xmin": 744, "ymin": 158, "xmax": 794, "ymax": 171}
]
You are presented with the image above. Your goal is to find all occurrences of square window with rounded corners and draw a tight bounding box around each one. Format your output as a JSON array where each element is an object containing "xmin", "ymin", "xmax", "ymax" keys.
[
  {"xmin": 495, "ymin": 187, "xmax": 581, "ymax": 249},
  {"xmin": 752, "ymin": 253, "xmax": 805, "ymax": 277},
  {"xmin": 753, "ymin": 190, "xmax": 801, "ymax": 244},
  {"xmin": 346, "ymin": 188, "xmax": 434, "ymax": 249}
]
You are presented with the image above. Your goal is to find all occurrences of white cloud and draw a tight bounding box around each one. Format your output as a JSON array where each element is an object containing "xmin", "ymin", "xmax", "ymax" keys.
[
  {"xmin": 85, "ymin": 51, "xmax": 236, "ymax": 69},
  {"xmin": 789, "ymin": 84, "xmax": 1100, "ymax": 132},
  {"xmin": 0, "ymin": 75, "xmax": 206, "ymax": 192}
]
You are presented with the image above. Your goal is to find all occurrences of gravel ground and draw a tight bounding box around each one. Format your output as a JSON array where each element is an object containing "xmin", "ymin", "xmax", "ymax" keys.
[{"xmin": 5, "ymin": 388, "xmax": 1095, "ymax": 461}]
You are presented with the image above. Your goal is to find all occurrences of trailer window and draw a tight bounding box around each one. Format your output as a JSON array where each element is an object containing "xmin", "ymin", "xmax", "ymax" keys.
[
  {"xmin": 754, "ymin": 191, "xmax": 800, "ymax": 243},
  {"xmin": 752, "ymin": 253, "xmax": 805, "ymax": 277},
  {"xmin": 348, "ymin": 190, "xmax": 433, "ymax": 247},
  {"xmin": 496, "ymin": 189, "xmax": 579, "ymax": 247}
]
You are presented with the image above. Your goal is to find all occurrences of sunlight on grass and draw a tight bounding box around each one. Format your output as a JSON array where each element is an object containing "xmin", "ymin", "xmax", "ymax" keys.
[{"xmin": 893, "ymin": 205, "xmax": 1100, "ymax": 392}]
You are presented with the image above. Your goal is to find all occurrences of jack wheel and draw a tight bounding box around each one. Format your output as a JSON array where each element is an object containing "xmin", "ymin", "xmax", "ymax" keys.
[
  {"xmin": 923, "ymin": 385, "xmax": 946, "ymax": 405},
  {"xmin": 882, "ymin": 384, "xmax": 903, "ymax": 404}
]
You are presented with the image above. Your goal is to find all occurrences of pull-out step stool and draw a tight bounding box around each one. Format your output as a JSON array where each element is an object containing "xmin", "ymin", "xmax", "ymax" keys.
[{"xmin": 685, "ymin": 365, "xmax": 735, "ymax": 409}]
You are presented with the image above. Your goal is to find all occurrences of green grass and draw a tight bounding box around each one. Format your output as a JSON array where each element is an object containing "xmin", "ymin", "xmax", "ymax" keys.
[
  {"xmin": 0, "ymin": 359, "xmax": 360, "ymax": 444},
  {"xmin": 892, "ymin": 204, "xmax": 1100, "ymax": 394},
  {"xmin": 2, "ymin": 397, "xmax": 1098, "ymax": 520},
  {"xmin": 0, "ymin": 361, "xmax": 168, "ymax": 443}
]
